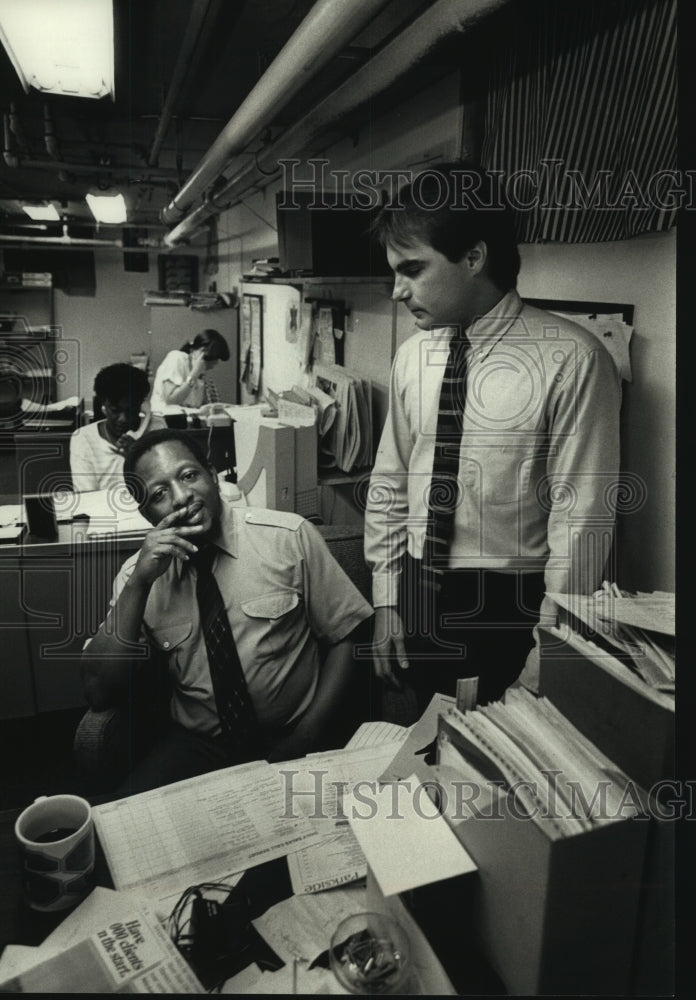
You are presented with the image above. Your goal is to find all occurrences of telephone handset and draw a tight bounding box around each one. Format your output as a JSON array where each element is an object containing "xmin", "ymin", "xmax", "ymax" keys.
[{"xmin": 125, "ymin": 401, "xmax": 152, "ymax": 441}]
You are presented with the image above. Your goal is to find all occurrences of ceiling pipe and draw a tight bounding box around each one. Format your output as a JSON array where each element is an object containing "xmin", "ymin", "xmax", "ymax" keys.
[
  {"xmin": 161, "ymin": 0, "xmax": 393, "ymax": 226},
  {"xmin": 147, "ymin": 0, "xmax": 215, "ymax": 167},
  {"xmin": 0, "ymin": 226, "xmax": 161, "ymax": 251},
  {"xmin": 163, "ymin": 0, "xmax": 510, "ymax": 245},
  {"xmin": 9, "ymin": 157, "xmax": 182, "ymax": 180},
  {"xmin": 43, "ymin": 104, "xmax": 61, "ymax": 160},
  {"xmin": 9, "ymin": 102, "xmax": 29, "ymax": 152},
  {"xmin": 3, "ymin": 114, "xmax": 19, "ymax": 169}
]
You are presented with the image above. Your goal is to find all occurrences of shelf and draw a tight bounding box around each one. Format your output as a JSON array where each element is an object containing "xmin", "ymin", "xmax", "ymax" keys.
[{"xmin": 242, "ymin": 275, "xmax": 392, "ymax": 286}]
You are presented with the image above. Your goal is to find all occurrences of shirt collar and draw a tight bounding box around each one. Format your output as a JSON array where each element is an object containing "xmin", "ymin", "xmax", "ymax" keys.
[{"xmin": 465, "ymin": 288, "xmax": 523, "ymax": 360}]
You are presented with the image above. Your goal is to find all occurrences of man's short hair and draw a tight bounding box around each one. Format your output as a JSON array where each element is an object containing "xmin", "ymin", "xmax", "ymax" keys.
[
  {"xmin": 123, "ymin": 428, "xmax": 213, "ymax": 505},
  {"xmin": 372, "ymin": 160, "xmax": 520, "ymax": 290},
  {"xmin": 94, "ymin": 363, "xmax": 151, "ymax": 406}
]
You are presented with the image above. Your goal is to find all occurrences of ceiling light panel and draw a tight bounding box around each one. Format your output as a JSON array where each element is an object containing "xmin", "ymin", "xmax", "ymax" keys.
[
  {"xmin": 0, "ymin": 0, "xmax": 114, "ymax": 99},
  {"xmin": 86, "ymin": 192, "xmax": 126, "ymax": 224},
  {"xmin": 22, "ymin": 203, "xmax": 60, "ymax": 221}
]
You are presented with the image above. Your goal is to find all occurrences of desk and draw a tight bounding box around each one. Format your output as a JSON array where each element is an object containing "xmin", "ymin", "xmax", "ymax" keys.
[
  {"xmin": 0, "ymin": 494, "xmax": 147, "ymax": 718},
  {"xmin": 0, "ymin": 801, "xmax": 475, "ymax": 995}
]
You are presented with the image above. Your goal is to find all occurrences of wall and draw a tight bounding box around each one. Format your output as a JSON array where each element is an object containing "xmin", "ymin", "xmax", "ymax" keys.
[
  {"xmin": 215, "ymin": 72, "xmax": 675, "ymax": 593},
  {"xmin": 53, "ymin": 252, "xmax": 153, "ymax": 402},
  {"xmin": 518, "ymin": 232, "xmax": 676, "ymax": 591}
]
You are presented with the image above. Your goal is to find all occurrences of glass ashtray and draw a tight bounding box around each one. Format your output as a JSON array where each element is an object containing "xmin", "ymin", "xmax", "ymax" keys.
[{"xmin": 329, "ymin": 911, "xmax": 411, "ymax": 994}]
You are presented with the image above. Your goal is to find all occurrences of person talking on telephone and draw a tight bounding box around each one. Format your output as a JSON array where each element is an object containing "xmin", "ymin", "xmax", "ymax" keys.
[
  {"xmin": 150, "ymin": 329, "xmax": 230, "ymax": 412},
  {"xmin": 70, "ymin": 363, "xmax": 165, "ymax": 493}
]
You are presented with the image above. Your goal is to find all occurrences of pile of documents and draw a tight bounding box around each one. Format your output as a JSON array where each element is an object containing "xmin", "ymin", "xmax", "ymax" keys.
[
  {"xmin": 548, "ymin": 585, "xmax": 675, "ymax": 693},
  {"xmin": 0, "ymin": 890, "xmax": 203, "ymax": 993},
  {"xmin": 313, "ymin": 363, "xmax": 373, "ymax": 472},
  {"xmin": 433, "ymin": 688, "xmax": 645, "ymax": 840}
]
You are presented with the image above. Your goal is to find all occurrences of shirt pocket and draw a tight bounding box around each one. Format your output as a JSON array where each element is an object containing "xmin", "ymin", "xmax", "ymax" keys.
[
  {"xmin": 241, "ymin": 589, "xmax": 303, "ymax": 657},
  {"xmin": 480, "ymin": 441, "xmax": 538, "ymax": 506},
  {"xmin": 149, "ymin": 620, "xmax": 193, "ymax": 653}
]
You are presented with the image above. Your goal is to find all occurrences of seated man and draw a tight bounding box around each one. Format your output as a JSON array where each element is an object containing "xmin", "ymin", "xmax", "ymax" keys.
[{"xmin": 82, "ymin": 428, "xmax": 373, "ymax": 794}]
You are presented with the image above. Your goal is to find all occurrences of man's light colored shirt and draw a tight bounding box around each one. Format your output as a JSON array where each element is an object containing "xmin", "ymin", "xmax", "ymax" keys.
[
  {"xmin": 109, "ymin": 502, "xmax": 373, "ymax": 736},
  {"xmin": 364, "ymin": 288, "xmax": 622, "ymax": 611}
]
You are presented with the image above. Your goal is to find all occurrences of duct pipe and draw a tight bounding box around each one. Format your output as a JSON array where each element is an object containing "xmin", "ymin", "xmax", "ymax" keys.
[
  {"xmin": 3, "ymin": 113, "xmax": 19, "ymax": 168},
  {"xmin": 161, "ymin": 0, "xmax": 393, "ymax": 226},
  {"xmin": 164, "ymin": 0, "xmax": 510, "ymax": 245},
  {"xmin": 10, "ymin": 158, "xmax": 181, "ymax": 180},
  {"xmin": 9, "ymin": 102, "xmax": 28, "ymax": 151},
  {"xmin": 0, "ymin": 234, "xmax": 125, "ymax": 248},
  {"xmin": 148, "ymin": 0, "xmax": 215, "ymax": 167},
  {"xmin": 43, "ymin": 104, "xmax": 61, "ymax": 159}
]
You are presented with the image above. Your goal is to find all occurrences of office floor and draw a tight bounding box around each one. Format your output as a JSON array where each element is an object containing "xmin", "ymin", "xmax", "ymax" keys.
[{"xmin": 0, "ymin": 707, "xmax": 86, "ymax": 811}]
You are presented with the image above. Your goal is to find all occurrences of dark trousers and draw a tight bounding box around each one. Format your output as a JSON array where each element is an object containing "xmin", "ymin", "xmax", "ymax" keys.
[
  {"xmin": 114, "ymin": 724, "xmax": 247, "ymax": 798},
  {"xmin": 398, "ymin": 554, "xmax": 545, "ymax": 711}
]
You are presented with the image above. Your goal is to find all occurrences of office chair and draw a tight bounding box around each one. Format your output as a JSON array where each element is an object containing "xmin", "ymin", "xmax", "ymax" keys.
[{"xmin": 73, "ymin": 525, "xmax": 375, "ymax": 793}]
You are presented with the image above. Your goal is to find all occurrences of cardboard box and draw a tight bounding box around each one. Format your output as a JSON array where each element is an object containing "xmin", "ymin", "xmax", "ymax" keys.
[
  {"xmin": 537, "ymin": 625, "xmax": 674, "ymax": 790},
  {"xmin": 433, "ymin": 775, "xmax": 648, "ymax": 995},
  {"xmin": 537, "ymin": 625, "xmax": 675, "ymax": 995},
  {"xmin": 380, "ymin": 691, "xmax": 652, "ymax": 994}
]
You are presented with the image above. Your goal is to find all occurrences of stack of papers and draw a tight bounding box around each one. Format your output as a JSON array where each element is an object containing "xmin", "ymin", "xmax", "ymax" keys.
[
  {"xmin": 92, "ymin": 760, "xmax": 323, "ymax": 910},
  {"xmin": 62, "ymin": 489, "xmax": 152, "ymax": 538},
  {"xmin": 0, "ymin": 503, "xmax": 25, "ymax": 543},
  {"xmin": 548, "ymin": 588, "xmax": 675, "ymax": 692},
  {"xmin": 0, "ymin": 890, "xmax": 202, "ymax": 993},
  {"xmin": 432, "ymin": 689, "xmax": 646, "ymax": 841},
  {"xmin": 314, "ymin": 364, "xmax": 373, "ymax": 473}
]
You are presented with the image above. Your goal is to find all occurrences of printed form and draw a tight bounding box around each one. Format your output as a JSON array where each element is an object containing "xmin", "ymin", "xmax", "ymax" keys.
[{"xmin": 93, "ymin": 760, "xmax": 321, "ymax": 904}]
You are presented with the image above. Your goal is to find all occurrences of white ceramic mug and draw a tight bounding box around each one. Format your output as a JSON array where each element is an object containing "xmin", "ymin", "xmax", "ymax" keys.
[{"xmin": 15, "ymin": 794, "xmax": 95, "ymax": 912}]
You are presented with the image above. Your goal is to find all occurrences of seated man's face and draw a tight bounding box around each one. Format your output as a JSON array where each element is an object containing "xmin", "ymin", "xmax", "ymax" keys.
[{"xmin": 135, "ymin": 440, "xmax": 223, "ymax": 541}]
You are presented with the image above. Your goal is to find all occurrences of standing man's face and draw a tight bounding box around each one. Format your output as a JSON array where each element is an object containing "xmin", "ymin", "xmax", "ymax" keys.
[
  {"xmin": 387, "ymin": 239, "xmax": 481, "ymax": 331},
  {"xmin": 134, "ymin": 440, "xmax": 223, "ymax": 542}
]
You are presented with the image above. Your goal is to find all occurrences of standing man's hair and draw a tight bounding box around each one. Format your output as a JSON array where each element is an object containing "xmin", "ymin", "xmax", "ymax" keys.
[{"xmin": 372, "ymin": 160, "xmax": 520, "ymax": 290}]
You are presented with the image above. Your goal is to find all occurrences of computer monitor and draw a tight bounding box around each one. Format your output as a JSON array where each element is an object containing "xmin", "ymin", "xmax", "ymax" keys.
[{"xmin": 232, "ymin": 410, "xmax": 318, "ymax": 518}]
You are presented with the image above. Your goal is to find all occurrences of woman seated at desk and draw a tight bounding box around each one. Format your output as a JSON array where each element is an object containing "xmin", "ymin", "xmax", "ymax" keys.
[
  {"xmin": 150, "ymin": 329, "xmax": 230, "ymax": 412},
  {"xmin": 70, "ymin": 363, "xmax": 164, "ymax": 492}
]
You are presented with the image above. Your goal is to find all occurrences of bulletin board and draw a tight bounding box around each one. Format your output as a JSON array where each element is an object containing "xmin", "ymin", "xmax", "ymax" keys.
[
  {"xmin": 239, "ymin": 292, "xmax": 263, "ymax": 398},
  {"xmin": 524, "ymin": 298, "xmax": 634, "ymax": 382}
]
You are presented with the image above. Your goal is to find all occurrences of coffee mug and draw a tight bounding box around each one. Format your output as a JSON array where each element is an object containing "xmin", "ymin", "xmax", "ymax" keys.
[{"xmin": 15, "ymin": 794, "xmax": 95, "ymax": 912}]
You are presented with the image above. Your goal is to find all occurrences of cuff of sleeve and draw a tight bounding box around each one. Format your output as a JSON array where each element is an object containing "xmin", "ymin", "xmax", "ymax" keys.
[{"xmin": 372, "ymin": 573, "xmax": 399, "ymax": 608}]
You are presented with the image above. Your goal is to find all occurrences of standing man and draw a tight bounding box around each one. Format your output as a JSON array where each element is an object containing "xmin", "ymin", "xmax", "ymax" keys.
[
  {"xmin": 83, "ymin": 428, "xmax": 373, "ymax": 793},
  {"xmin": 365, "ymin": 161, "xmax": 621, "ymax": 712}
]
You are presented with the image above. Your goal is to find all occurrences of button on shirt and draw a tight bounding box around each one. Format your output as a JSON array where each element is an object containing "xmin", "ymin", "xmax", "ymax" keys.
[
  {"xmin": 364, "ymin": 289, "xmax": 622, "ymax": 608},
  {"xmin": 108, "ymin": 503, "xmax": 374, "ymax": 737}
]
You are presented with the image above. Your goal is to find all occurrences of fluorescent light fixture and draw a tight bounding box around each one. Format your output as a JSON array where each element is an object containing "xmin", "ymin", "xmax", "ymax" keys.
[
  {"xmin": 22, "ymin": 204, "xmax": 60, "ymax": 221},
  {"xmin": 0, "ymin": 0, "xmax": 114, "ymax": 99},
  {"xmin": 86, "ymin": 192, "xmax": 127, "ymax": 224}
]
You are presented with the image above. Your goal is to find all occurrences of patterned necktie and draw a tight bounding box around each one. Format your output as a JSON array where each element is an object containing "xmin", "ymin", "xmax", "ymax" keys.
[
  {"xmin": 421, "ymin": 329, "xmax": 471, "ymax": 597},
  {"xmin": 194, "ymin": 545, "xmax": 260, "ymax": 757},
  {"xmin": 203, "ymin": 374, "xmax": 220, "ymax": 403}
]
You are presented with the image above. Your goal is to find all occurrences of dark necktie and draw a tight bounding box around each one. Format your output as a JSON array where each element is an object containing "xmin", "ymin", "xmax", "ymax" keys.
[
  {"xmin": 194, "ymin": 545, "xmax": 260, "ymax": 758},
  {"xmin": 421, "ymin": 329, "xmax": 471, "ymax": 598}
]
